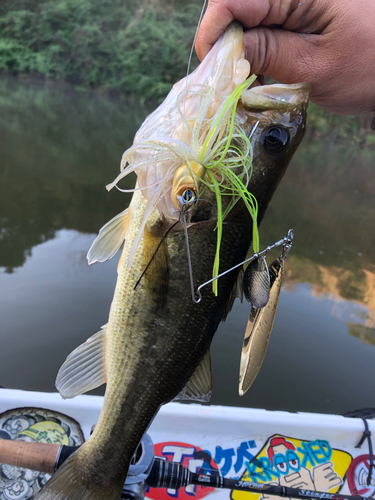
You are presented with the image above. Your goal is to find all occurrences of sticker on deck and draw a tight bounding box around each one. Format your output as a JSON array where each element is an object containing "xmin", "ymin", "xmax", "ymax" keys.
[
  {"xmin": 147, "ymin": 441, "xmax": 220, "ymax": 500},
  {"xmin": 231, "ymin": 435, "xmax": 352, "ymax": 500},
  {"xmin": 0, "ymin": 407, "xmax": 84, "ymax": 500},
  {"xmin": 347, "ymin": 455, "xmax": 375, "ymax": 497}
]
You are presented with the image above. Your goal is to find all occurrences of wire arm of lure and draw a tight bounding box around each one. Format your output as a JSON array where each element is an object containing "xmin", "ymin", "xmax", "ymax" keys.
[
  {"xmin": 193, "ymin": 229, "xmax": 294, "ymax": 304},
  {"xmin": 280, "ymin": 228, "xmax": 294, "ymax": 261},
  {"xmin": 180, "ymin": 207, "xmax": 201, "ymax": 304}
]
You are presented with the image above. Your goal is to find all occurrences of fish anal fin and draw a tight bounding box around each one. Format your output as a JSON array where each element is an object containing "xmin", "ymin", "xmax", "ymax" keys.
[
  {"xmin": 87, "ymin": 208, "xmax": 130, "ymax": 265},
  {"xmin": 174, "ymin": 351, "xmax": 212, "ymax": 402},
  {"xmin": 56, "ymin": 326, "xmax": 107, "ymax": 399}
]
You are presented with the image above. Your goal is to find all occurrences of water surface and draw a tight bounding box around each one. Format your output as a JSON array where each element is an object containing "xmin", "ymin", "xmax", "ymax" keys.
[{"xmin": 1, "ymin": 77, "xmax": 375, "ymax": 415}]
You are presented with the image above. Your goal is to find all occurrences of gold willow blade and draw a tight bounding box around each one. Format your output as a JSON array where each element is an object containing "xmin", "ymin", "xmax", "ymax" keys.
[
  {"xmin": 239, "ymin": 232, "xmax": 293, "ymax": 396},
  {"xmin": 239, "ymin": 258, "xmax": 283, "ymax": 396}
]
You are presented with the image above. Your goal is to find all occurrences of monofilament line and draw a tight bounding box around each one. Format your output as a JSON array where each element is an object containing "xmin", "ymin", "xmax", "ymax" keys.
[{"xmin": 133, "ymin": 221, "xmax": 179, "ymax": 291}]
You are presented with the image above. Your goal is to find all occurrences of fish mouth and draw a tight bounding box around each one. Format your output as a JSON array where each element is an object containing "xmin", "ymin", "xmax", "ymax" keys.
[{"xmin": 241, "ymin": 82, "xmax": 311, "ymax": 111}]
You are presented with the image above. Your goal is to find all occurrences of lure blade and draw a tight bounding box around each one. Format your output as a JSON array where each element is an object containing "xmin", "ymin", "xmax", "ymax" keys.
[
  {"xmin": 239, "ymin": 258, "xmax": 284, "ymax": 396},
  {"xmin": 243, "ymin": 257, "xmax": 270, "ymax": 309}
]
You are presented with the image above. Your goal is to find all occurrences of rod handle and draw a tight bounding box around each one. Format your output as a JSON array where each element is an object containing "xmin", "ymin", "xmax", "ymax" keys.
[{"xmin": 0, "ymin": 439, "xmax": 60, "ymax": 473}]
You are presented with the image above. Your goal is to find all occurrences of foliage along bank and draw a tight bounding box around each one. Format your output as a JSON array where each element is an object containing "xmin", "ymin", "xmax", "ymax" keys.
[
  {"xmin": 0, "ymin": 0, "xmax": 201, "ymax": 101},
  {"xmin": 0, "ymin": 0, "xmax": 374, "ymax": 141}
]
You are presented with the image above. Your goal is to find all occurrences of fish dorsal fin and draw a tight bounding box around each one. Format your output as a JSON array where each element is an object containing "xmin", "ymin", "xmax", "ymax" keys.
[
  {"xmin": 56, "ymin": 326, "xmax": 107, "ymax": 399},
  {"xmin": 87, "ymin": 208, "xmax": 130, "ymax": 265},
  {"xmin": 174, "ymin": 351, "xmax": 212, "ymax": 402},
  {"xmin": 222, "ymin": 268, "xmax": 244, "ymax": 322}
]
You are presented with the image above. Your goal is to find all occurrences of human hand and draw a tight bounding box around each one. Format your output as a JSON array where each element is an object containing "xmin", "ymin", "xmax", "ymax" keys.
[{"xmin": 195, "ymin": 0, "xmax": 375, "ymax": 114}]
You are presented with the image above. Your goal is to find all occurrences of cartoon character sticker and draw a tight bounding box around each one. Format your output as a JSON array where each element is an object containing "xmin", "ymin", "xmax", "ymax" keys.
[
  {"xmin": 0, "ymin": 407, "xmax": 85, "ymax": 500},
  {"xmin": 232, "ymin": 435, "xmax": 352, "ymax": 500},
  {"xmin": 347, "ymin": 455, "xmax": 375, "ymax": 497}
]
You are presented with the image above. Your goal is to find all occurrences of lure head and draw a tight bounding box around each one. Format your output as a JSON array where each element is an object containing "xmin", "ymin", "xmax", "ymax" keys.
[{"xmin": 171, "ymin": 161, "xmax": 205, "ymax": 212}]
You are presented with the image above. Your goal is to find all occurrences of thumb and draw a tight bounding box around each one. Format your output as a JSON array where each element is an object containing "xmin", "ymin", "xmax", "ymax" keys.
[{"xmin": 244, "ymin": 27, "xmax": 320, "ymax": 87}]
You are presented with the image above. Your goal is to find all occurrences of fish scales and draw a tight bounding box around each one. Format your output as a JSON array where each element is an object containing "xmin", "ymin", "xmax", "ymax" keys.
[
  {"xmin": 35, "ymin": 22, "xmax": 310, "ymax": 500},
  {"xmin": 78, "ymin": 192, "xmax": 253, "ymax": 491}
]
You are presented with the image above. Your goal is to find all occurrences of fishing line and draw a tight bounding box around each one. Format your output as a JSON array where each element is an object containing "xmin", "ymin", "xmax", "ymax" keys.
[
  {"xmin": 133, "ymin": 202, "xmax": 198, "ymax": 301},
  {"xmin": 183, "ymin": 0, "xmax": 208, "ymax": 118},
  {"xmin": 133, "ymin": 221, "xmax": 179, "ymax": 291},
  {"xmin": 185, "ymin": 0, "xmax": 208, "ymax": 83},
  {"xmin": 114, "ymin": 178, "xmax": 165, "ymax": 193}
]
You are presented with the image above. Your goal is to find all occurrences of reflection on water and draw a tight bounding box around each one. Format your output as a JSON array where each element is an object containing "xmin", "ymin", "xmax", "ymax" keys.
[
  {"xmin": 210, "ymin": 283, "xmax": 375, "ymax": 413},
  {"xmin": 0, "ymin": 77, "xmax": 149, "ymax": 272},
  {"xmin": 283, "ymin": 256, "xmax": 375, "ymax": 332},
  {"xmin": 1, "ymin": 77, "xmax": 375, "ymax": 414},
  {"xmin": 348, "ymin": 324, "xmax": 375, "ymax": 345},
  {"xmin": 0, "ymin": 229, "xmax": 118, "ymax": 391}
]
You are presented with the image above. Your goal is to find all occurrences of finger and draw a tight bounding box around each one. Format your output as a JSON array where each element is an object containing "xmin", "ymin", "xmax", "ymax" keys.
[
  {"xmin": 195, "ymin": 0, "xmax": 312, "ymax": 61},
  {"xmin": 243, "ymin": 27, "xmax": 323, "ymax": 90},
  {"xmin": 195, "ymin": 1, "xmax": 235, "ymax": 60},
  {"xmin": 243, "ymin": 21, "xmax": 374, "ymax": 113},
  {"xmin": 195, "ymin": 0, "xmax": 280, "ymax": 60}
]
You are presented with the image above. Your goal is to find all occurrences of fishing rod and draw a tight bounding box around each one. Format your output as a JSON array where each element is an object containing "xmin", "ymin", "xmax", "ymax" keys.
[
  {"xmin": 148, "ymin": 458, "xmax": 367, "ymax": 500},
  {"xmin": 0, "ymin": 436, "xmax": 369, "ymax": 500}
]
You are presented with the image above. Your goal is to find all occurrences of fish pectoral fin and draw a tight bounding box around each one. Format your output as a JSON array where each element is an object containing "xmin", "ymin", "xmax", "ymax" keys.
[
  {"xmin": 221, "ymin": 268, "xmax": 244, "ymax": 322},
  {"xmin": 56, "ymin": 326, "xmax": 107, "ymax": 399},
  {"xmin": 87, "ymin": 208, "xmax": 130, "ymax": 265},
  {"xmin": 174, "ymin": 351, "xmax": 212, "ymax": 402}
]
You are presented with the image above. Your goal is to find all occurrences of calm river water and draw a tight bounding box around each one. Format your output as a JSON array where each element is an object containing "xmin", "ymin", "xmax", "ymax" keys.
[{"xmin": 1, "ymin": 78, "xmax": 375, "ymax": 415}]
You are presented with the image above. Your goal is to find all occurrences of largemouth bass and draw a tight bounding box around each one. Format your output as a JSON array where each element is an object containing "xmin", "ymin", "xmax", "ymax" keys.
[{"xmin": 35, "ymin": 23, "xmax": 310, "ymax": 500}]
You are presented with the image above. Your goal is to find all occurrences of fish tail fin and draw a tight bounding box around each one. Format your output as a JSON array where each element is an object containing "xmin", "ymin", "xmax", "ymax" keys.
[{"xmin": 35, "ymin": 449, "xmax": 124, "ymax": 500}]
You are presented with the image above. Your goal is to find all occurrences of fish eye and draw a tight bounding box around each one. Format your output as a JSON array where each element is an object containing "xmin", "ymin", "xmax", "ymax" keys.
[
  {"xmin": 182, "ymin": 188, "xmax": 196, "ymax": 205},
  {"xmin": 262, "ymin": 126, "xmax": 289, "ymax": 154}
]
